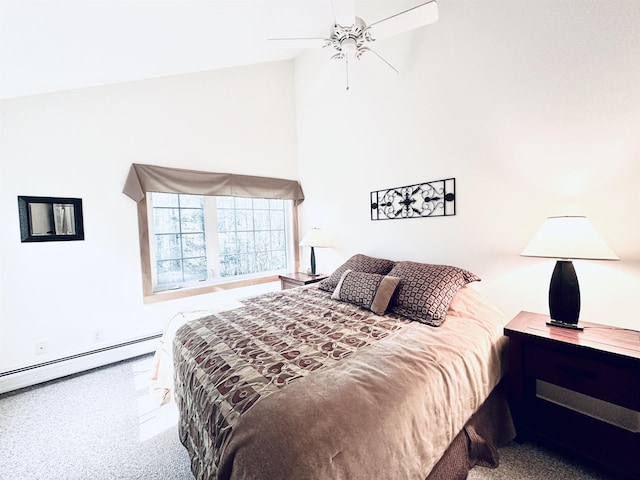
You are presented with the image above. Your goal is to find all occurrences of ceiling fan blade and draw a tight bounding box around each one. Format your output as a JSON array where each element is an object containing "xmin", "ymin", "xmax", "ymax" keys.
[
  {"xmin": 368, "ymin": 0, "xmax": 438, "ymax": 40},
  {"xmin": 266, "ymin": 38, "xmax": 328, "ymax": 49},
  {"xmin": 366, "ymin": 48, "xmax": 399, "ymax": 74},
  {"xmin": 331, "ymin": 0, "xmax": 355, "ymax": 26}
]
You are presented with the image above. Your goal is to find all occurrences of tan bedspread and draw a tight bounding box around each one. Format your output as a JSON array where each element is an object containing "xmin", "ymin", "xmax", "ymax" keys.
[{"xmin": 173, "ymin": 284, "xmax": 508, "ymax": 480}]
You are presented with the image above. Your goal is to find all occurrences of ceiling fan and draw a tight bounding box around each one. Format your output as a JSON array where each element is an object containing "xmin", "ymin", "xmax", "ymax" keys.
[{"xmin": 268, "ymin": 0, "xmax": 439, "ymax": 90}]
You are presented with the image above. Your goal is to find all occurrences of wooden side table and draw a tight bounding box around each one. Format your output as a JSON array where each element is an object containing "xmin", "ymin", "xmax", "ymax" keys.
[
  {"xmin": 504, "ymin": 311, "xmax": 640, "ymax": 479},
  {"xmin": 278, "ymin": 272, "xmax": 328, "ymax": 290}
]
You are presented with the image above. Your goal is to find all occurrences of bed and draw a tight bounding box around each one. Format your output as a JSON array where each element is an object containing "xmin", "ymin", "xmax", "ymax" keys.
[{"xmin": 170, "ymin": 255, "xmax": 515, "ymax": 480}]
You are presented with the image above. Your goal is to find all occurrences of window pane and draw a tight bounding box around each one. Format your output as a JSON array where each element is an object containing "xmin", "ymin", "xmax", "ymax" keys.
[
  {"xmin": 156, "ymin": 234, "xmax": 181, "ymax": 260},
  {"xmin": 217, "ymin": 209, "xmax": 236, "ymax": 232},
  {"xmin": 157, "ymin": 259, "xmax": 182, "ymax": 285},
  {"xmin": 270, "ymin": 209, "xmax": 285, "ymax": 227},
  {"xmin": 255, "ymin": 231, "xmax": 271, "ymax": 252},
  {"xmin": 235, "ymin": 197, "xmax": 253, "ymax": 209},
  {"xmin": 235, "ymin": 209, "xmax": 253, "ymax": 231},
  {"xmin": 179, "ymin": 194, "xmax": 203, "ymax": 208},
  {"xmin": 271, "ymin": 230, "xmax": 285, "ymax": 250},
  {"xmin": 236, "ymin": 232, "xmax": 254, "ymax": 253},
  {"xmin": 253, "ymin": 198, "xmax": 269, "ymax": 209},
  {"xmin": 239, "ymin": 253, "xmax": 256, "ymax": 274},
  {"xmin": 254, "ymin": 209, "xmax": 271, "ymax": 231},
  {"xmin": 154, "ymin": 208, "xmax": 180, "ymax": 234},
  {"xmin": 153, "ymin": 193, "xmax": 179, "ymax": 208},
  {"xmin": 255, "ymin": 251, "xmax": 270, "ymax": 271},
  {"xmin": 217, "ymin": 196, "xmax": 235, "ymax": 209},
  {"xmin": 271, "ymin": 250, "xmax": 286, "ymax": 269},
  {"xmin": 182, "ymin": 233, "xmax": 206, "ymax": 257},
  {"xmin": 220, "ymin": 254, "xmax": 240, "ymax": 277},
  {"xmin": 218, "ymin": 232, "xmax": 237, "ymax": 255},
  {"xmin": 183, "ymin": 257, "xmax": 207, "ymax": 282},
  {"xmin": 180, "ymin": 208, "xmax": 204, "ymax": 233},
  {"xmin": 269, "ymin": 199, "xmax": 284, "ymax": 209}
]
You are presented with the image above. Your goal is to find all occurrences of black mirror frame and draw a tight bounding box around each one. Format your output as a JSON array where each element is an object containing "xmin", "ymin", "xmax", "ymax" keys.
[{"xmin": 18, "ymin": 196, "xmax": 85, "ymax": 242}]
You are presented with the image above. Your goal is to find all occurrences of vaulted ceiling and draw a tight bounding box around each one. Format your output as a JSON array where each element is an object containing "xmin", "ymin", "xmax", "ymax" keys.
[{"xmin": 0, "ymin": 0, "xmax": 420, "ymax": 99}]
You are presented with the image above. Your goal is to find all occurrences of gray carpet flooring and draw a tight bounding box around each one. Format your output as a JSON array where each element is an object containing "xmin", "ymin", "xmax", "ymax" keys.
[{"xmin": 0, "ymin": 354, "xmax": 618, "ymax": 479}]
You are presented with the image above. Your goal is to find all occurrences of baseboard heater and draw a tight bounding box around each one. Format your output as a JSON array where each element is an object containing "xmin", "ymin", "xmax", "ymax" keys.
[{"xmin": 0, "ymin": 333, "xmax": 163, "ymax": 395}]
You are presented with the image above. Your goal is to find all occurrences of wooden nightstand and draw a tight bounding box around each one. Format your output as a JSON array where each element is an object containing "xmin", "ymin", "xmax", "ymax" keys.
[
  {"xmin": 278, "ymin": 272, "xmax": 328, "ymax": 290},
  {"xmin": 504, "ymin": 311, "xmax": 640, "ymax": 479}
]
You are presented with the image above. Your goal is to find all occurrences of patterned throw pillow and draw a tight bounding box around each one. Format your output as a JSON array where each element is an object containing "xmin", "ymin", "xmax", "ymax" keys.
[
  {"xmin": 318, "ymin": 254, "xmax": 396, "ymax": 293},
  {"xmin": 388, "ymin": 261, "xmax": 480, "ymax": 326},
  {"xmin": 331, "ymin": 270, "xmax": 401, "ymax": 315}
]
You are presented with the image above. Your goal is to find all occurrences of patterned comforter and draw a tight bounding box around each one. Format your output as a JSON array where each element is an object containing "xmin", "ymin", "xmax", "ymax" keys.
[{"xmin": 173, "ymin": 285, "xmax": 509, "ymax": 480}]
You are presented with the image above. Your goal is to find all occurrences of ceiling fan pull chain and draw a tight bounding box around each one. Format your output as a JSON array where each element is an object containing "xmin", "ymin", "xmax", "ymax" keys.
[{"xmin": 345, "ymin": 55, "xmax": 350, "ymax": 91}]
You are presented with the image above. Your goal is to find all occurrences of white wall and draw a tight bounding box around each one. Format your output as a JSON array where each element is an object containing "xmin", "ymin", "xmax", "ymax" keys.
[
  {"xmin": 0, "ymin": 60, "xmax": 298, "ymax": 374},
  {"xmin": 295, "ymin": 0, "xmax": 640, "ymax": 328},
  {"xmin": 2, "ymin": 0, "xmax": 639, "ymax": 387}
]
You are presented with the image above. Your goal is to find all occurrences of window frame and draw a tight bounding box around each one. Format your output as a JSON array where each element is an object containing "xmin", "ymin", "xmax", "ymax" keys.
[{"xmin": 136, "ymin": 194, "xmax": 300, "ymax": 304}]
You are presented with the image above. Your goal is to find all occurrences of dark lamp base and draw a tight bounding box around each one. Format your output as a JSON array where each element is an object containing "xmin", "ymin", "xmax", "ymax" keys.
[
  {"xmin": 546, "ymin": 320, "xmax": 584, "ymax": 331},
  {"xmin": 309, "ymin": 246, "xmax": 317, "ymax": 276},
  {"xmin": 548, "ymin": 260, "xmax": 581, "ymax": 326}
]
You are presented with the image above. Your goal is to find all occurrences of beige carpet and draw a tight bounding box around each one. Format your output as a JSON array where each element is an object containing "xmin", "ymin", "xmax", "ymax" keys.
[{"xmin": 469, "ymin": 440, "xmax": 616, "ymax": 480}]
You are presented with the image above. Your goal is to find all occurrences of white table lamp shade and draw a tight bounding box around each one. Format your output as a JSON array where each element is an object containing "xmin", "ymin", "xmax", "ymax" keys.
[
  {"xmin": 521, "ymin": 216, "xmax": 618, "ymax": 261},
  {"xmin": 299, "ymin": 228, "xmax": 331, "ymax": 248}
]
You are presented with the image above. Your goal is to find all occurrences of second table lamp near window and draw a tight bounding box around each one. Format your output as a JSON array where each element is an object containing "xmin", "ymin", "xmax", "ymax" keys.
[
  {"xmin": 299, "ymin": 228, "xmax": 331, "ymax": 276},
  {"xmin": 521, "ymin": 215, "xmax": 619, "ymax": 330}
]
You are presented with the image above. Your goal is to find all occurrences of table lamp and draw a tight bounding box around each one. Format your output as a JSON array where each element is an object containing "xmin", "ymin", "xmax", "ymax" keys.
[
  {"xmin": 521, "ymin": 216, "xmax": 619, "ymax": 330},
  {"xmin": 299, "ymin": 228, "xmax": 330, "ymax": 276}
]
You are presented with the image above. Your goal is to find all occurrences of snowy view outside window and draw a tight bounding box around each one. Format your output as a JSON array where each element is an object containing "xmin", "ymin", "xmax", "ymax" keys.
[{"xmin": 150, "ymin": 193, "xmax": 290, "ymax": 290}]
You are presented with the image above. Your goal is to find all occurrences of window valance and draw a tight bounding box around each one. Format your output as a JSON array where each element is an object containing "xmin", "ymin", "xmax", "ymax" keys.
[{"xmin": 122, "ymin": 163, "xmax": 305, "ymax": 204}]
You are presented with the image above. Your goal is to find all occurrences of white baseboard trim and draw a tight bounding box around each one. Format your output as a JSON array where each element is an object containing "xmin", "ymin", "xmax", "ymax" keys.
[{"xmin": 0, "ymin": 334, "xmax": 162, "ymax": 395}]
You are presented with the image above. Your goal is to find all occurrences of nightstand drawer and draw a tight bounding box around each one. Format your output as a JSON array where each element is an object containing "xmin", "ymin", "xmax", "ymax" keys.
[{"xmin": 524, "ymin": 344, "xmax": 640, "ymax": 410}]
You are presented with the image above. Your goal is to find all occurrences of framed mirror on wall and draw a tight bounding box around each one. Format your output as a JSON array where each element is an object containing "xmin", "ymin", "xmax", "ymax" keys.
[{"xmin": 18, "ymin": 196, "xmax": 84, "ymax": 242}]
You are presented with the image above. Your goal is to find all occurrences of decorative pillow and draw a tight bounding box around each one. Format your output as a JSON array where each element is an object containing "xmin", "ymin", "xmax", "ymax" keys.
[
  {"xmin": 332, "ymin": 270, "xmax": 401, "ymax": 315},
  {"xmin": 388, "ymin": 261, "xmax": 480, "ymax": 326},
  {"xmin": 318, "ymin": 254, "xmax": 396, "ymax": 293}
]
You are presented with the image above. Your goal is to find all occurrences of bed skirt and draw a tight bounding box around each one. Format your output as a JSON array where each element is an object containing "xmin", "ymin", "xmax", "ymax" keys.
[{"xmin": 427, "ymin": 381, "xmax": 515, "ymax": 480}]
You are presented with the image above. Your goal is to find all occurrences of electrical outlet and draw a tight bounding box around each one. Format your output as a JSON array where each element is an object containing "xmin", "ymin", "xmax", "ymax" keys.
[
  {"xmin": 93, "ymin": 330, "xmax": 104, "ymax": 343},
  {"xmin": 35, "ymin": 342, "xmax": 48, "ymax": 355}
]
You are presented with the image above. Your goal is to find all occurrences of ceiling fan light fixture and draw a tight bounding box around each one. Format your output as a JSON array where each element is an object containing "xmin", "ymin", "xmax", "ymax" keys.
[{"xmin": 340, "ymin": 37, "xmax": 358, "ymax": 56}]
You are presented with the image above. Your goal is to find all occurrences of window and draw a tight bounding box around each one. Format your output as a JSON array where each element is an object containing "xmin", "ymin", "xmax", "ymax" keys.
[
  {"xmin": 216, "ymin": 196, "xmax": 289, "ymax": 278},
  {"xmin": 124, "ymin": 164, "xmax": 304, "ymax": 303},
  {"xmin": 148, "ymin": 193, "xmax": 294, "ymax": 293},
  {"xmin": 152, "ymin": 193, "xmax": 207, "ymax": 286}
]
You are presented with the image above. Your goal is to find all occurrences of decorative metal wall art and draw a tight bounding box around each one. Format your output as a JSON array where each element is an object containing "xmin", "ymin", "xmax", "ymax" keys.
[{"xmin": 370, "ymin": 178, "xmax": 455, "ymax": 221}]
